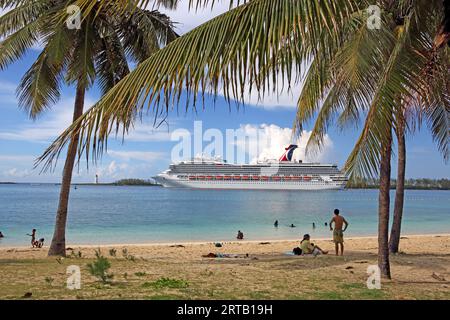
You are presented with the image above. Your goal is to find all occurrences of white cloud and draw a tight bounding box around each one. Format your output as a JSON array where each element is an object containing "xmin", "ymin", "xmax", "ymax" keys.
[
  {"xmin": 107, "ymin": 150, "xmax": 164, "ymax": 162},
  {"xmin": 124, "ymin": 123, "xmax": 177, "ymax": 142},
  {"xmin": 2, "ymin": 167, "xmax": 31, "ymax": 178},
  {"xmin": 0, "ymin": 97, "xmax": 92, "ymax": 143},
  {"xmin": 0, "ymin": 155, "xmax": 36, "ymax": 162},
  {"xmin": 234, "ymin": 124, "xmax": 334, "ymax": 163},
  {"xmin": 158, "ymin": 1, "xmax": 230, "ymax": 33},
  {"xmin": 0, "ymin": 80, "xmax": 18, "ymax": 104}
]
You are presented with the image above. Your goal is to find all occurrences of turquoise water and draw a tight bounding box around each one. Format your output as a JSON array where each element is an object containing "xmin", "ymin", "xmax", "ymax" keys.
[{"xmin": 0, "ymin": 184, "xmax": 449, "ymax": 246}]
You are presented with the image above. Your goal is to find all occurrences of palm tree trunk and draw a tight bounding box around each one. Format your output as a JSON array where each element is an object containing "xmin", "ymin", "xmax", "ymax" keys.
[
  {"xmin": 378, "ymin": 129, "xmax": 392, "ymax": 279},
  {"xmin": 389, "ymin": 126, "xmax": 406, "ymax": 253},
  {"xmin": 48, "ymin": 82, "xmax": 85, "ymax": 257}
]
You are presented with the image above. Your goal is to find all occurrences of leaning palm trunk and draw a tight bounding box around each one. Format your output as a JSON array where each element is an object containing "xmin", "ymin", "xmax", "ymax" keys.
[
  {"xmin": 48, "ymin": 83, "xmax": 85, "ymax": 257},
  {"xmin": 378, "ymin": 129, "xmax": 393, "ymax": 279},
  {"xmin": 389, "ymin": 124, "xmax": 406, "ymax": 254}
]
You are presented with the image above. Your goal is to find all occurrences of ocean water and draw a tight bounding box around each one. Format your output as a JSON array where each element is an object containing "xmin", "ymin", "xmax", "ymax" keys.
[{"xmin": 0, "ymin": 184, "xmax": 449, "ymax": 246}]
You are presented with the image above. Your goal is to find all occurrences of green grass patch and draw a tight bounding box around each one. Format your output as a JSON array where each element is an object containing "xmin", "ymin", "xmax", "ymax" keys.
[
  {"xmin": 338, "ymin": 282, "xmax": 386, "ymax": 299},
  {"xmin": 147, "ymin": 294, "xmax": 183, "ymax": 300},
  {"xmin": 142, "ymin": 278, "xmax": 189, "ymax": 289}
]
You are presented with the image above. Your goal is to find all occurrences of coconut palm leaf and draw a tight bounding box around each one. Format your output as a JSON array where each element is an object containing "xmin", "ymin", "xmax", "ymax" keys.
[{"xmin": 36, "ymin": 0, "xmax": 361, "ymax": 170}]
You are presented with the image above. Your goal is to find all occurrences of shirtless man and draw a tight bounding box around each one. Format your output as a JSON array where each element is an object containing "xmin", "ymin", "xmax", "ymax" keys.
[{"xmin": 329, "ymin": 209, "xmax": 349, "ymax": 256}]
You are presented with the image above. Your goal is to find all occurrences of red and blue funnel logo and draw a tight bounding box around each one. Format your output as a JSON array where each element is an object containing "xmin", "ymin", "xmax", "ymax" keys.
[{"xmin": 279, "ymin": 144, "xmax": 298, "ymax": 162}]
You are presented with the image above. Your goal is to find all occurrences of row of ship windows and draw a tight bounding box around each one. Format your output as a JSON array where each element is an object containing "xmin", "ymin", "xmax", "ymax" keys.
[
  {"xmin": 183, "ymin": 180, "xmax": 337, "ymax": 185},
  {"xmin": 178, "ymin": 176, "xmax": 323, "ymax": 182},
  {"xmin": 171, "ymin": 170, "xmax": 340, "ymax": 174}
]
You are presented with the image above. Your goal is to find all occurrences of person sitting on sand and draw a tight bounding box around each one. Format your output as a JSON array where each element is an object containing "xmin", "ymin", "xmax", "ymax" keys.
[
  {"xmin": 237, "ymin": 230, "xmax": 244, "ymax": 240},
  {"xmin": 36, "ymin": 238, "xmax": 45, "ymax": 248},
  {"xmin": 329, "ymin": 209, "xmax": 349, "ymax": 256},
  {"xmin": 300, "ymin": 234, "xmax": 328, "ymax": 256}
]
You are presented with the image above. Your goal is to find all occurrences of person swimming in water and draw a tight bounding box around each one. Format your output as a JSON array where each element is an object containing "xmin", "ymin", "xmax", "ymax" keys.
[
  {"xmin": 274, "ymin": 220, "xmax": 279, "ymax": 228},
  {"xmin": 0, "ymin": 231, "xmax": 4, "ymax": 238},
  {"xmin": 289, "ymin": 224, "xmax": 296, "ymax": 228}
]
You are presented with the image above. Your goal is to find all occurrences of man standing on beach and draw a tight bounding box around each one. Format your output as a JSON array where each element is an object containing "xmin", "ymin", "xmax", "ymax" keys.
[{"xmin": 329, "ymin": 209, "xmax": 348, "ymax": 256}]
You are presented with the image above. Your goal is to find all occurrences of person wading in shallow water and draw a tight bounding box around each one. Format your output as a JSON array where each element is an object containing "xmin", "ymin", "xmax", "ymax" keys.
[{"xmin": 329, "ymin": 209, "xmax": 349, "ymax": 256}]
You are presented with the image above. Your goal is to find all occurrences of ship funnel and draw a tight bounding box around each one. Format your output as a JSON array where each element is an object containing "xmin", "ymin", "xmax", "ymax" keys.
[{"xmin": 279, "ymin": 145, "xmax": 298, "ymax": 162}]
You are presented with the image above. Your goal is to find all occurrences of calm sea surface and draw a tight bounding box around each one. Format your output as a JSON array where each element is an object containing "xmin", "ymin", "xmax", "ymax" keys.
[{"xmin": 0, "ymin": 184, "xmax": 449, "ymax": 246}]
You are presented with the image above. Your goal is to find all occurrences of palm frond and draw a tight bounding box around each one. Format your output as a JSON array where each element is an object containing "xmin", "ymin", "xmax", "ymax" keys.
[
  {"xmin": 16, "ymin": 48, "xmax": 64, "ymax": 119},
  {"xmin": 0, "ymin": 0, "xmax": 49, "ymax": 38},
  {"xmin": 36, "ymin": 0, "xmax": 361, "ymax": 170},
  {"xmin": 0, "ymin": 17, "xmax": 42, "ymax": 69}
]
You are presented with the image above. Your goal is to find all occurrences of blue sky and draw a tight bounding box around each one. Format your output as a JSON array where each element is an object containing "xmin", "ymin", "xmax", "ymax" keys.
[{"xmin": 0, "ymin": 3, "xmax": 448, "ymax": 183}]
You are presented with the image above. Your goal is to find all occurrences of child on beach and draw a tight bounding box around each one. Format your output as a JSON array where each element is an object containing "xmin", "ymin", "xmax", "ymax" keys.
[
  {"xmin": 329, "ymin": 209, "xmax": 349, "ymax": 256},
  {"xmin": 27, "ymin": 229, "xmax": 36, "ymax": 247},
  {"xmin": 300, "ymin": 234, "xmax": 328, "ymax": 256}
]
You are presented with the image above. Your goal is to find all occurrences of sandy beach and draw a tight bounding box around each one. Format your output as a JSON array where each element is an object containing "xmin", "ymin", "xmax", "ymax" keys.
[{"xmin": 0, "ymin": 234, "xmax": 449, "ymax": 299}]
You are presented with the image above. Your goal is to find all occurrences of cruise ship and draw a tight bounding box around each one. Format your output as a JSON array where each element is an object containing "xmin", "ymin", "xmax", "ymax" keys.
[{"xmin": 154, "ymin": 145, "xmax": 348, "ymax": 190}]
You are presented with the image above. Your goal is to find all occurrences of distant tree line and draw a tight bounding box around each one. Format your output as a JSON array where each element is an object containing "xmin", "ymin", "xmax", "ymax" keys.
[
  {"xmin": 112, "ymin": 179, "xmax": 160, "ymax": 186},
  {"xmin": 348, "ymin": 178, "xmax": 450, "ymax": 190}
]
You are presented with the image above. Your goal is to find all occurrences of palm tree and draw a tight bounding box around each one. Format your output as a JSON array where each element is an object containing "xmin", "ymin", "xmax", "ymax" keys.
[
  {"xmin": 0, "ymin": 0, "xmax": 177, "ymax": 256},
  {"xmin": 36, "ymin": 0, "xmax": 449, "ymax": 276},
  {"xmin": 293, "ymin": 1, "xmax": 449, "ymax": 276},
  {"xmin": 389, "ymin": 109, "xmax": 406, "ymax": 254}
]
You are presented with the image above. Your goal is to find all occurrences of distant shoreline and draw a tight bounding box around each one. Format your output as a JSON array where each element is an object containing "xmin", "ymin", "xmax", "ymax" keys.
[{"xmin": 1, "ymin": 182, "xmax": 449, "ymax": 190}]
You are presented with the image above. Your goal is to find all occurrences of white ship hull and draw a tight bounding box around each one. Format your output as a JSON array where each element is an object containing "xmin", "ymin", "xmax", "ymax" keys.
[
  {"xmin": 155, "ymin": 174, "xmax": 346, "ymax": 190},
  {"xmin": 155, "ymin": 145, "xmax": 348, "ymax": 191}
]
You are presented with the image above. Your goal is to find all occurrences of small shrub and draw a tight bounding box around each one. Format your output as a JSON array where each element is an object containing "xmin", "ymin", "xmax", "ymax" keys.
[
  {"xmin": 45, "ymin": 277, "xmax": 54, "ymax": 286},
  {"xmin": 69, "ymin": 250, "xmax": 83, "ymax": 259},
  {"xmin": 135, "ymin": 272, "xmax": 147, "ymax": 277},
  {"xmin": 86, "ymin": 249, "xmax": 113, "ymax": 284},
  {"xmin": 121, "ymin": 248, "xmax": 136, "ymax": 262},
  {"xmin": 109, "ymin": 248, "xmax": 117, "ymax": 257}
]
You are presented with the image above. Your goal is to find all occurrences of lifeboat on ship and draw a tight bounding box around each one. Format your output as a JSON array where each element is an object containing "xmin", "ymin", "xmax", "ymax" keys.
[
  {"xmin": 291, "ymin": 176, "xmax": 301, "ymax": 181},
  {"xmin": 215, "ymin": 175, "xmax": 223, "ymax": 180},
  {"xmin": 303, "ymin": 176, "xmax": 312, "ymax": 181},
  {"xmin": 197, "ymin": 176, "xmax": 205, "ymax": 180},
  {"xmin": 252, "ymin": 176, "xmax": 260, "ymax": 180},
  {"xmin": 233, "ymin": 176, "xmax": 241, "ymax": 180},
  {"xmin": 223, "ymin": 176, "xmax": 232, "ymax": 180},
  {"xmin": 242, "ymin": 176, "xmax": 250, "ymax": 180},
  {"xmin": 261, "ymin": 176, "xmax": 269, "ymax": 181},
  {"xmin": 188, "ymin": 176, "xmax": 197, "ymax": 180},
  {"xmin": 283, "ymin": 176, "xmax": 291, "ymax": 181}
]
